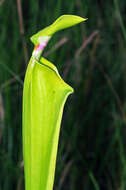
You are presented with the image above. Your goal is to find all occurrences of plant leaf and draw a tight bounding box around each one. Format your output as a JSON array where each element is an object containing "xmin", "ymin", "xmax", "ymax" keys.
[{"xmin": 23, "ymin": 15, "xmax": 87, "ymax": 190}]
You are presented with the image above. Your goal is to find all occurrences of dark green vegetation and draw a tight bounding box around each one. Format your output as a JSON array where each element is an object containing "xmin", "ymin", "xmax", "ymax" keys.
[{"xmin": 0, "ymin": 0, "xmax": 126, "ymax": 189}]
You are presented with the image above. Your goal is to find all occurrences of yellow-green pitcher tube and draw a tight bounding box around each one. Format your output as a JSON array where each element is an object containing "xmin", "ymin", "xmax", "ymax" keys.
[
  {"xmin": 23, "ymin": 56, "xmax": 73, "ymax": 190},
  {"xmin": 22, "ymin": 15, "xmax": 87, "ymax": 190}
]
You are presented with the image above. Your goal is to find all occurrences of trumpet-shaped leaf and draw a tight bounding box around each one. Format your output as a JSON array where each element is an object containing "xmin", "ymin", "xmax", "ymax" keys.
[{"xmin": 23, "ymin": 15, "xmax": 87, "ymax": 190}]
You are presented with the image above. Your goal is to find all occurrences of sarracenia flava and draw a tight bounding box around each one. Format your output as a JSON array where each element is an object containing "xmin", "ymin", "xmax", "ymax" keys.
[{"xmin": 23, "ymin": 15, "xmax": 87, "ymax": 190}]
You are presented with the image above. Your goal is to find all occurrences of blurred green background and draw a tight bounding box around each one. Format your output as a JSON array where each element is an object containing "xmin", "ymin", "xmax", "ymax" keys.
[{"xmin": 0, "ymin": 0, "xmax": 126, "ymax": 189}]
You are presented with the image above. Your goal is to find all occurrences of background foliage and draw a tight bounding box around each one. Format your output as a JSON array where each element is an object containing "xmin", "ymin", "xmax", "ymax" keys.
[{"xmin": 0, "ymin": 0, "xmax": 126, "ymax": 189}]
